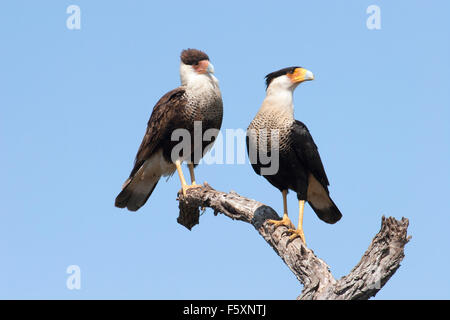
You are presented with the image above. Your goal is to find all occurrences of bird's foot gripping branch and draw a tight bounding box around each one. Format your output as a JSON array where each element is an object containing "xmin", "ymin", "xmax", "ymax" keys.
[{"xmin": 177, "ymin": 183, "xmax": 411, "ymax": 300}]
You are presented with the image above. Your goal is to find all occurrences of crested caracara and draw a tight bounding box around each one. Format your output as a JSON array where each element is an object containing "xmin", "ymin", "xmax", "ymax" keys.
[
  {"xmin": 247, "ymin": 67, "xmax": 341, "ymax": 244},
  {"xmin": 115, "ymin": 49, "xmax": 223, "ymax": 211}
]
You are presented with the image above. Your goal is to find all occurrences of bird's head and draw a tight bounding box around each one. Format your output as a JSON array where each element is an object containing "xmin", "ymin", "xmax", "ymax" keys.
[
  {"xmin": 265, "ymin": 67, "xmax": 314, "ymax": 92},
  {"xmin": 180, "ymin": 48, "xmax": 215, "ymax": 85}
]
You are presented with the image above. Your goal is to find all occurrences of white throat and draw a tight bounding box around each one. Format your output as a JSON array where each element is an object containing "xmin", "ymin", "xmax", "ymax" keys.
[
  {"xmin": 180, "ymin": 63, "xmax": 219, "ymax": 92},
  {"xmin": 258, "ymin": 86, "xmax": 295, "ymax": 120}
]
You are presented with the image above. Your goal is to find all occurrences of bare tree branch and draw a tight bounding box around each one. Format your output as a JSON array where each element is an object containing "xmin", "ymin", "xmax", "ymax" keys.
[{"xmin": 177, "ymin": 183, "xmax": 411, "ymax": 300}]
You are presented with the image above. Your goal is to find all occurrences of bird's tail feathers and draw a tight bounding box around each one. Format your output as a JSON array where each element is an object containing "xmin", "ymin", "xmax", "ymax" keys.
[
  {"xmin": 115, "ymin": 170, "xmax": 160, "ymax": 212},
  {"xmin": 309, "ymin": 197, "xmax": 342, "ymax": 224},
  {"xmin": 306, "ymin": 175, "xmax": 342, "ymax": 224}
]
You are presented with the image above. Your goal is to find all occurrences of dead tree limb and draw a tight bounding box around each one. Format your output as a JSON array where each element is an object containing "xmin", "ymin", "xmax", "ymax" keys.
[{"xmin": 177, "ymin": 183, "xmax": 411, "ymax": 300}]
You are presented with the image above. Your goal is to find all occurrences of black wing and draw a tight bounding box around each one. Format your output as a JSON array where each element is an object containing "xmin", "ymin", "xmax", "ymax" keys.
[
  {"xmin": 129, "ymin": 87, "xmax": 186, "ymax": 177},
  {"xmin": 291, "ymin": 120, "xmax": 330, "ymax": 191},
  {"xmin": 115, "ymin": 87, "xmax": 186, "ymax": 211}
]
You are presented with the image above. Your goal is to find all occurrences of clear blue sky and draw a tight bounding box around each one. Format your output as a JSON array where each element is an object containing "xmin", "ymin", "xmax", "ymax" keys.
[{"xmin": 1, "ymin": 0, "xmax": 449, "ymax": 299}]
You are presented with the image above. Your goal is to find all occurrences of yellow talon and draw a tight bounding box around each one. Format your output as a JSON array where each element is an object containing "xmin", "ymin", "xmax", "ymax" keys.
[
  {"xmin": 267, "ymin": 214, "xmax": 295, "ymax": 229},
  {"xmin": 180, "ymin": 184, "xmax": 202, "ymax": 197},
  {"xmin": 287, "ymin": 228, "xmax": 306, "ymax": 245},
  {"xmin": 267, "ymin": 190, "xmax": 295, "ymax": 228},
  {"xmin": 287, "ymin": 200, "xmax": 307, "ymax": 245},
  {"xmin": 175, "ymin": 161, "xmax": 202, "ymax": 197}
]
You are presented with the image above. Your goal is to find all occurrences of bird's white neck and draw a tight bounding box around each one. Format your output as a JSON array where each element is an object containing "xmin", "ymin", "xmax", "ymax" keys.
[
  {"xmin": 258, "ymin": 87, "xmax": 295, "ymax": 121},
  {"xmin": 180, "ymin": 63, "xmax": 219, "ymax": 92}
]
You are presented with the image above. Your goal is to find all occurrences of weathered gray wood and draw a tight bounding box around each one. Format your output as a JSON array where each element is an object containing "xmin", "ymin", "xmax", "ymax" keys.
[{"xmin": 177, "ymin": 183, "xmax": 411, "ymax": 300}]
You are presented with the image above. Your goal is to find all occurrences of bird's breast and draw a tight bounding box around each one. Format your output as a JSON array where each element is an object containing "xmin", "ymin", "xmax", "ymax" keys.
[
  {"xmin": 184, "ymin": 89, "xmax": 223, "ymax": 129},
  {"xmin": 248, "ymin": 112, "xmax": 294, "ymax": 152}
]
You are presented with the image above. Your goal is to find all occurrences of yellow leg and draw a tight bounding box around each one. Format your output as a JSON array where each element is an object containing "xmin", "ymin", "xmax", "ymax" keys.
[
  {"xmin": 175, "ymin": 160, "xmax": 188, "ymax": 196},
  {"xmin": 267, "ymin": 190, "xmax": 295, "ymax": 229},
  {"xmin": 175, "ymin": 160, "xmax": 201, "ymax": 197},
  {"xmin": 288, "ymin": 200, "xmax": 306, "ymax": 244},
  {"xmin": 188, "ymin": 163, "xmax": 205, "ymax": 210},
  {"xmin": 188, "ymin": 163, "xmax": 197, "ymax": 185}
]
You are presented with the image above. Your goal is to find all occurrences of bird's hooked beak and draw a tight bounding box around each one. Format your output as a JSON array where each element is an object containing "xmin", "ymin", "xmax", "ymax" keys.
[
  {"xmin": 288, "ymin": 67, "xmax": 314, "ymax": 84},
  {"xmin": 206, "ymin": 62, "xmax": 215, "ymax": 74}
]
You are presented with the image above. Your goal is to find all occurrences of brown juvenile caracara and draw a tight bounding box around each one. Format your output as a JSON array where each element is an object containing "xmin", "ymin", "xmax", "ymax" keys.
[
  {"xmin": 115, "ymin": 49, "xmax": 223, "ymax": 211},
  {"xmin": 247, "ymin": 67, "xmax": 342, "ymax": 244}
]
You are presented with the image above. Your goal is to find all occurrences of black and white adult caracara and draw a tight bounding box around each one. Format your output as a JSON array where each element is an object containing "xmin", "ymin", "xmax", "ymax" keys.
[
  {"xmin": 247, "ymin": 67, "xmax": 342, "ymax": 244},
  {"xmin": 115, "ymin": 49, "xmax": 223, "ymax": 211}
]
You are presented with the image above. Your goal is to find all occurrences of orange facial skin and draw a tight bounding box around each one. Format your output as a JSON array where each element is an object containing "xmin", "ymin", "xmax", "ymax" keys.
[
  {"xmin": 287, "ymin": 68, "xmax": 314, "ymax": 83},
  {"xmin": 193, "ymin": 60, "xmax": 210, "ymax": 74}
]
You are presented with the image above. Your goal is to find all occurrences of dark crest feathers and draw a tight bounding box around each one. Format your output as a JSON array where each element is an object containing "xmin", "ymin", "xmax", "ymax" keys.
[
  {"xmin": 265, "ymin": 66, "xmax": 301, "ymax": 89},
  {"xmin": 180, "ymin": 49, "xmax": 209, "ymax": 65}
]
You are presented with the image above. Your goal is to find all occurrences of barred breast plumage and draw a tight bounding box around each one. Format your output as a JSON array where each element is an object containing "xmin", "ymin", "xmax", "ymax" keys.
[
  {"xmin": 183, "ymin": 87, "xmax": 223, "ymax": 129},
  {"xmin": 247, "ymin": 110, "xmax": 294, "ymax": 153}
]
